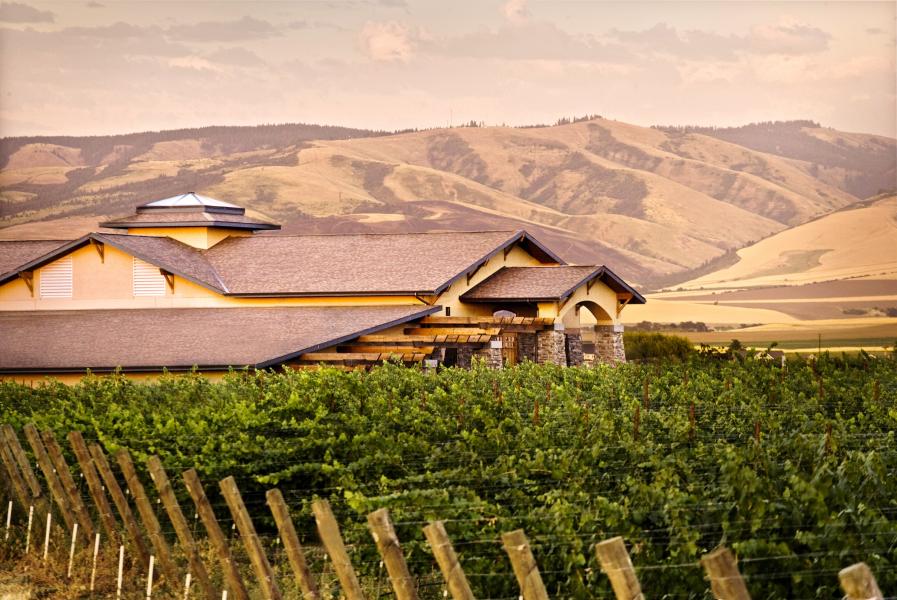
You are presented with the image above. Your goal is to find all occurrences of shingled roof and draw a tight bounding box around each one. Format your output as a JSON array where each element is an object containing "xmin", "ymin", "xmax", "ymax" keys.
[
  {"xmin": 461, "ymin": 266, "xmax": 646, "ymax": 303},
  {"xmin": 202, "ymin": 230, "xmax": 562, "ymax": 295},
  {"xmin": 0, "ymin": 230, "xmax": 564, "ymax": 296},
  {"xmin": 0, "ymin": 305, "xmax": 440, "ymax": 373},
  {"xmin": 0, "ymin": 240, "xmax": 71, "ymax": 279}
]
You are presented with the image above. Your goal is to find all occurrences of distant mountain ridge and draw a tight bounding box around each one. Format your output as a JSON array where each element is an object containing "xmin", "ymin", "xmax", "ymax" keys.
[{"xmin": 1, "ymin": 119, "xmax": 894, "ymax": 288}]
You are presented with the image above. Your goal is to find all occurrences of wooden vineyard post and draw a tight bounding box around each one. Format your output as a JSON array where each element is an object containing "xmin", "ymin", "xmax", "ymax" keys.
[
  {"xmin": 89, "ymin": 443, "xmax": 151, "ymax": 567},
  {"xmin": 1, "ymin": 425, "xmax": 42, "ymax": 499},
  {"xmin": 701, "ymin": 546, "xmax": 751, "ymax": 600},
  {"xmin": 594, "ymin": 537, "xmax": 644, "ymax": 600},
  {"xmin": 219, "ymin": 476, "xmax": 283, "ymax": 600},
  {"xmin": 23, "ymin": 424, "xmax": 76, "ymax": 531},
  {"xmin": 266, "ymin": 488, "xmax": 319, "ymax": 600},
  {"xmin": 838, "ymin": 562, "xmax": 883, "ymax": 600},
  {"xmin": 0, "ymin": 433, "xmax": 31, "ymax": 512},
  {"xmin": 311, "ymin": 499, "xmax": 365, "ymax": 600},
  {"xmin": 146, "ymin": 456, "xmax": 217, "ymax": 600},
  {"xmin": 182, "ymin": 468, "xmax": 250, "ymax": 600},
  {"xmin": 422, "ymin": 520, "xmax": 474, "ymax": 600},
  {"xmin": 40, "ymin": 429, "xmax": 96, "ymax": 539},
  {"xmin": 116, "ymin": 448, "xmax": 183, "ymax": 593},
  {"xmin": 633, "ymin": 405, "xmax": 640, "ymax": 441},
  {"xmin": 68, "ymin": 431, "xmax": 120, "ymax": 545},
  {"xmin": 501, "ymin": 529, "xmax": 549, "ymax": 600},
  {"xmin": 367, "ymin": 508, "xmax": 418, "ymax": 600}
]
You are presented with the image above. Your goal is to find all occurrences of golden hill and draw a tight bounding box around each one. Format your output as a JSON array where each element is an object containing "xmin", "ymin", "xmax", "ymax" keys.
[{"xmin": 1, "ymin": 119, "xmax": 893, "ymax": 288}]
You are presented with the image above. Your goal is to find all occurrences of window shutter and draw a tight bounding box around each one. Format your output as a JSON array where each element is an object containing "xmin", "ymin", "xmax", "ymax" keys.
[
  {"xmin": 39, "ymin": 257, "xmax": 73, "ymax": 298},
  {"xmin": 133, "ymin": 258, "xmax": 166, "ymax": 296}
]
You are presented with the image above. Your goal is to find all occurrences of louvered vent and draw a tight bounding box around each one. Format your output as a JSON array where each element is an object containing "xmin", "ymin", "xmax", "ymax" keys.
[
  {"xmin": 133, "ymin": 258, "xmax": 166, "ymax": 296},
  {"xmin": 39, "ymin": 257, "xmax": 73, "ymax": 298}
]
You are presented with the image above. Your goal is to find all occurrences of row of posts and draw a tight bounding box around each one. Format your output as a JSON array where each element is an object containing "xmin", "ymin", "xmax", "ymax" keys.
[{"xmin": 0, "ymin": 423, "xmax": 885, "ymax": 600}]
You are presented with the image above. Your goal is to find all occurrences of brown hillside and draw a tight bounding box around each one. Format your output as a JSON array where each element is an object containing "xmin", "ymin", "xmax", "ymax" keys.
[{"xmin": 1, "ymin": 119, "xmax": 893, "ymax": 287}]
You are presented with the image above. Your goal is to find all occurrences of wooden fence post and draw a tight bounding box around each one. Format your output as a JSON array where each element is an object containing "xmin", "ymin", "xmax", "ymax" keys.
[
  {"xmin": 701, "ymin": 546, "xmax": 751, "ymax": 600},
  {"xmin": 146, "ymin": 456, "xmax": 217, "ymax": 600},
  {"xmin": 23, "ymin": 424, "xmax": 75, "ymax": 532},
  {"xmin": 266, "ymin": 488, "xmax": 319, "ymax": 600},
  {"xmin": 838, "ymin": 562, "xmax": 883, "ymax": 600},
  {"xmin": 422, "ymin": 520, "xmax": 474, "ymax": 600},
  {"xmin": 40, "ymin": 429, "xmax": 95, "ymax": 539},
  {"xmin": 311, "ymin": 499, "xmax": 364, "ymax": 600},
  {"xmin": 68, "ymin": 431, "xmax": 120, "ymax": 545},
  {"xmin": 0, "ymin": 434, "xmax": 32, "ymax": 512},
  {"xmin": 367, "ymin": 508, "xmax": 418, "ymax": 600},
  {"xmin": 89, "ymin": 443, "xmax": 151, "ymax": 567},
  {"xmin": 594, "ymin": 537, "xmax": 644, "ymax": 600},
  {"xmin": 182, "ymin": 468, "xmax": 250, "ymax": 600},
  {"xmin": 116, "ymin": 448, "xmax": 183, "ymax": 593},
  {"xmin": 219, "ymin": 476, "xmax": 282, "ymax": 600},
  {"xmin": 1, "ymin": 425, "xmax": 42, "ymax": 498},
  {"xmin": 501, "ymin": 529, "xmax": 549, "ymax": 600}
]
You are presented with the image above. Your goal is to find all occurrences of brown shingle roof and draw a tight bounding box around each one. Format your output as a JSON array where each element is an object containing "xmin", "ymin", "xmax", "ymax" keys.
[
  {"xmin": 0, "ymin": 240, "xmax": 71, "ymax": 279},
  {"xmin": 0, "ymin": 305, "xmax": 439, "ymax": 372},
  {"xmin": 461, "ymin": 266, "xmax": 646, "ymax": 303},
  {"xmin": 100, "ymin": 210, "xmax": 279, "ymax": 230},
  {"xmin": 203, "ymin": 231, "xmax": 559, "ymax": 295},
  {"xmin": 93, "ymin": 233, "xmax": 227, "ymax": 293}
]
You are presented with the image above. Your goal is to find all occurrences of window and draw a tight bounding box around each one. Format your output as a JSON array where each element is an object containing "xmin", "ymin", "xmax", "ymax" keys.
[
  {"xmin": 133, "ymin": 258, "xmax": 166, "ymax": 296},
  {"xmin": 39, "ymin": 257, "xmax": 73, "ymax": 298}
]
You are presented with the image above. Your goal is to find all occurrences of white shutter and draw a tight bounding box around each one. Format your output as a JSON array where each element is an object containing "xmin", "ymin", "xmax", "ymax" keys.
[
  {"xmin": 133, "ymin": 258, "xmax": 166, "ymax": 296},
  {"xmin": 39, "ymin": 257, "xmax": 73, "ymax": 298}
]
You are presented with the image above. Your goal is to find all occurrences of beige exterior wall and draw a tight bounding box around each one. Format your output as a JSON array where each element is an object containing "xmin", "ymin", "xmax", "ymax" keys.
[
  {"xmin": 0, "ymin": 371, "xmax": 230, "ymax": 386},
  {"xmin": 440, "ymin": 245, "xmax": 549, "ymax": 317},
  {"xmin": 126, "ymin": 227, "xmax": 249, "ymax": 249}
]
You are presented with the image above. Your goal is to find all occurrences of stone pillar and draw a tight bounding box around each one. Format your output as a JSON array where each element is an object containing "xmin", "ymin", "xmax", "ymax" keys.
[
  {"xmin": 594, "ymin": 324, "xmax": 626, "ymax": 364},
  {"xmin": 456, "ymin": 347, "xmax": 474, "ymax": 368},
  {"xmin": 536, "ymin": 327, "xmax": 567, "ymax": 366},
  {"xmin": 564, "ymin": 330, "xmax": 584, "ymax": 366},
  {"xmin": 473, "ymin": 338, "xmax": 504, "ymax": 368},
  {"xmin": 518, "ymin": 333, "xmax": 537, "ymax": 363}
]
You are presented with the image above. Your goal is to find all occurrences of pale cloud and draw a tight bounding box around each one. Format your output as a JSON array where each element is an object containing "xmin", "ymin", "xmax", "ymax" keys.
[
  {"xmin": 0, "ymin": 1, "xmax": 53, "ymax": 23},
  {"xmin": 166, "ymin": 16, "xmax": 280, "ymax": 43},
  {"xmin": 502, "ymin": 0, "xmax": 529, "ymax": 25},
  {"xmin": 358, "ymin": 21, "xmax": 416, "ymax": 62},
  {"xmin": 748, "ymin": 21, "xmax": 831, "ymax": 55},
  {"xmin": 431, "ymin": 21, "xmax": 631, "ymax": 62},
  {"xmin": 206, "ymin": 46, "xmax": 266, "ymax": 67}
]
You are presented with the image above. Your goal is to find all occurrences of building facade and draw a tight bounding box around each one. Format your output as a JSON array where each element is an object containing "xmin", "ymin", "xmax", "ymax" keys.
[{"xmin": 0, "ymin": 193, "xmax": 644, "ymax": 382}]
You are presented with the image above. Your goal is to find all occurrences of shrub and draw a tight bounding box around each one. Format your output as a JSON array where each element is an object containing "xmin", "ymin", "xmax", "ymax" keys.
[{"xmin": 623, "ymin": 331, "xmax": 693, "ymax": 361}]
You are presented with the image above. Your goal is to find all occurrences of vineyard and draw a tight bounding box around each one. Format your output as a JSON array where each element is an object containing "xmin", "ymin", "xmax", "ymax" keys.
[{"xmin": 1, "ymin": 353, "xmax": 896, "ymax": 599}]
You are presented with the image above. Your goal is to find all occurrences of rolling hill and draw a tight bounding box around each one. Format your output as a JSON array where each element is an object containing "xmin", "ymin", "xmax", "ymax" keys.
[{"xmin": 1, "ymin": 119, "xmax": 894, "ymax": 288}]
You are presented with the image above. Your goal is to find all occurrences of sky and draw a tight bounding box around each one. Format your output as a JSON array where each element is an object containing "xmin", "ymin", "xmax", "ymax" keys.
[{"xmin": 0, "ymin": 0, "xmax": 894, "ymax": 138}]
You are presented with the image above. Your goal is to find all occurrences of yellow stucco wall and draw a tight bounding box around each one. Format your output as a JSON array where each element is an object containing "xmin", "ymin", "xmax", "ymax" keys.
[
  {"xmin": 126, "ymin": 227, "xmax": 248, "ymax": 249},
  {"xmin": 441, "ymin": 245, "xmax": 549, "ymax": 316}
]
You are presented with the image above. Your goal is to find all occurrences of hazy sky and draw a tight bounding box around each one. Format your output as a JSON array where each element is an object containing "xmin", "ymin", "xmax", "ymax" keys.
[{"xmin": 1, "ymin": 0, "xmax": 894, "ymax": 137}]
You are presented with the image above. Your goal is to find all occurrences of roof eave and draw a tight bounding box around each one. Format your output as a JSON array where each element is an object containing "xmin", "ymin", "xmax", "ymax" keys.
[
  {"xmin": 432, "ymin": 230, "xmax": 566, "ymax": 296},
  {"xmin": 100, "ymin": 220, "xmax": 281, "ymax": 231},
  {"xmin": 255, "ymin": 305, "xmax": 442, "ymax": 368}
]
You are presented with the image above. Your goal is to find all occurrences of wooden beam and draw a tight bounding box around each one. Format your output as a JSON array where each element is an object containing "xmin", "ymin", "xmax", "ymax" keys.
[
  {"xmin": 344, "ymin": 346, "xmax": 436, "ymax": 354},
  {"xmin": 160, "ymin": 270, "xmax": 175, "ymax": 292},
  {"xmin": 89, "ymin": 239, "xmax": 105, "ymax": 263},
  {"xmin": 405, "ymin": 327, "xmax": 500, "ymax": 336},
  {"xmin": 18, "ymin": 271, "xmax": 33, "ymax": 296}
]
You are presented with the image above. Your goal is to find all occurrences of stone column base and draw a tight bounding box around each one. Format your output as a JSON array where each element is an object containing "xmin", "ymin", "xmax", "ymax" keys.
[
  {"xmin": 565, "ymin": 331, "xmax": 584, "ymax": 366},
  {"xmin": 594, "ymin": 324, "xmax": 626, "ymax": 364},
  {"xmin": 536, "ymin": 329, "xmax": 567, "ymax": 365}
]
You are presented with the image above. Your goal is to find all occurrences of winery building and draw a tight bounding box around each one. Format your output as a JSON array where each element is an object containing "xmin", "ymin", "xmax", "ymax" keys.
[{"xmin": 0, "ymin": 194, "xmax": 644, "ymax": 382}]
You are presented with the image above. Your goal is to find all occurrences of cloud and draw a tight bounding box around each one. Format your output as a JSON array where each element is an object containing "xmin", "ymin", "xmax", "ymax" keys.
[
  {"xmin": 165, "ymin": 16, "xmax": 280, "ymax": 42},
  {"xmin": 430, "ymin": 21, "xmax": 631, "ymax": 62},
  {"xmin": 358, "ymin": 21, "xmax": 416, "ymax": 62},
  {"xmin": 866, "ymin": 27, "xmax": 885, "ymax": 35},
  {"xmin": 748, "ymin": 21, "xmax": 831, "ymax": 55},
  {"xmin": 0, "ymin": 1, "xmax": 54, "ymax": 23},
  {"xmin": 86, "ymin": 1, "xmax": 104, "ymax": 7},
  {"xmin": 502, "ymin": 0, "xmax": 529, "ymax": 25},
  {"xmin": 206, "ymin": 46, "xmax": 266, "ymax": 67},
  {"xmin": 608, "ymin": 20, "xmax": 831, "ymax": 60}
]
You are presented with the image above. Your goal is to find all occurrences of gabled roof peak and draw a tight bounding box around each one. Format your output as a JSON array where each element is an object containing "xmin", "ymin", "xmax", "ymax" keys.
[{"xmin": 140, "ymin": 193, "xmax": 242, "ymax": 210}]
